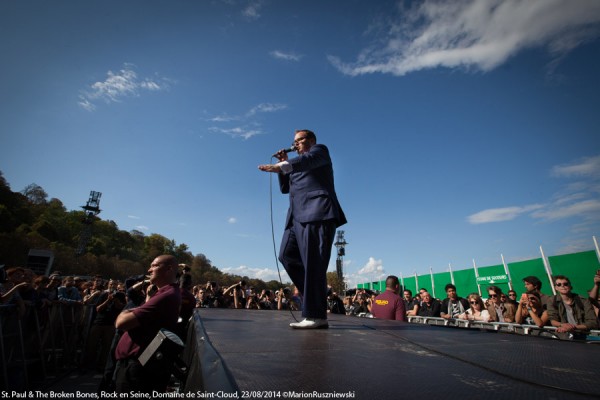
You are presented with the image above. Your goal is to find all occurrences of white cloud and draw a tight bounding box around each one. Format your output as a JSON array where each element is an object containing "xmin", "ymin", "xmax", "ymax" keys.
[
  {"xmin": 140, "ymin": 80, "xmax": 162, "ymax": 91},
  {"xmin": 78, "ymin": 98, "xmax": 95, "ymax": 112},
  {"xmin": 135, "ymin": 225, "xmax": 149, "ymax": 231},
  {"xmin": 78, "ymin": 64, "xmax": 170, "ymax": 111},
  {"xmin": 532, "ymin": 199, "xmax": 600, "ymax": 221},
  {"xmin": 228, "ymin": 217, "xmax": 237, "ymax": 224},
  {"xmin": 221, "ymin": 265, "xmax": 291, "ymax": 283},
  {"xmin": 246, "ymin": 103, "xmax": 288, "ymax": 116},
  {"xmin": 551, "ymin": 154, "xmax": 600, "ymax": 178},
  {"xmin": 209, "ymin": 115, "xmax": 237, "ymax": 123},
  {"xmin": 242, "ymin": 1, "xmax": 264, "ymax": 20},
  {"xmin": 357, "ymin": 257, "xmax": 386, "ymax": 276},
  {"xmin": 127, "ymin": 215, "xmax": 141, "ymax": 220},
  {"xmin": 209, "ymin": 126, "xmax": 264, "ymax": 140},
  {"xmin": 270, "ymin": 50, "xmax": 303, "ymax": 62},
  {"xmin": 468, "ymin": 153, "xmax": 600, "ymax": 227},
  {"xmin": 207, "ymin": 102, "xmax": 287, "ymax": 140},
  {"xmin": 467, "ymin": 204, "xmax": 544, "ymax": 224},
  {"xmin": 329, "ymin": 0, "xmax": 600, "ymax": 77}
]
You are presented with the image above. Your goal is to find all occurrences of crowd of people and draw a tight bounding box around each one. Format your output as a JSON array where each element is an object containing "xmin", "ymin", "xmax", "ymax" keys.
[
  {"xmin": 0, "ymin": 259, "xmax": 324, "ymax": 392},
  {"xmin": 1, "ymin": 260, "xmax": 599, "ymax": 392},
  {"xmin": 342, "ymin": 273, "xmax": 600, "ymax": 334}
]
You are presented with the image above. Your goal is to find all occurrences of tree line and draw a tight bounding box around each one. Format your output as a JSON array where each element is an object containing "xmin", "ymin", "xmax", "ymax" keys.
[{"xmin": 0, "ymin": 171, "xmax": 291, "ymax": 291}]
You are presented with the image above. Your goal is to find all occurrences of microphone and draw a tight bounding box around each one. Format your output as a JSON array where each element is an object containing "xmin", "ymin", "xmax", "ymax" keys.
[{"xmin": 272, "ymin": 145, "xmax": 296, "ymax": 157}]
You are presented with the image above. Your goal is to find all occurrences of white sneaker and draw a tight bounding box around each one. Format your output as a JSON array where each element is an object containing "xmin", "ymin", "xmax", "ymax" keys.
[{"xmin": 290, "ymin": 318, "xmax": 329, "ymax": 329}]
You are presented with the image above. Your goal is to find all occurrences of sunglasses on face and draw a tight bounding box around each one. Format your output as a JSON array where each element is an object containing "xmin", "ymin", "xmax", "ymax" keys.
[
  {"xmin": 488, "ymin": 294, "xmax": 498, "ymax": 298},
  {"xmin": 555, "ymin": 282, "xmax": 570, "ymax": 287},
  {"xmin": 469, "ymin": 301, "xmax": 478, "ymax": 305}
]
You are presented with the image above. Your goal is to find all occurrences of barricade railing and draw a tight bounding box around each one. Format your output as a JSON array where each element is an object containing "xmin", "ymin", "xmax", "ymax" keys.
[
  {"xmin": 0, "ymin": 304, "xmax": 27, "ymax": 390},
  {"xmin": 1, "ymin": 302, "xmax": 97, "ymax": 390},
  {"xmin": 407, "ymin": 315, "xmax": 600, "ymax": 341}
]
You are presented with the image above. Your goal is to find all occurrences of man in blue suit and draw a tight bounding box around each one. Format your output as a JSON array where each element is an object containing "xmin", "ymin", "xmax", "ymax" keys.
[{"xmin": 259, "ymin": 129, "xmax": 346, "ymax": 329}]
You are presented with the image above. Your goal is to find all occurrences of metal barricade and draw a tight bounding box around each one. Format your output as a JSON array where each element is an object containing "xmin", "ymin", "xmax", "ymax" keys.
[
  {"xmin": 407, "ymin": 315, "xmax": 600, "ymax": 341},
  {"xmin": 40, "ymin": 302, "xmax": 93, "ymax": 372},
  {"xmin": 0, "ymin": 304, "xmax": 27, "ymax": 390}
]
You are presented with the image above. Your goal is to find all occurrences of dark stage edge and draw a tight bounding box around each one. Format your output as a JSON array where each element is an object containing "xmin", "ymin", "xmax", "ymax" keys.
[{"xmin": 190, "ymin": 309, "xmax": 600, "ymax": 400}]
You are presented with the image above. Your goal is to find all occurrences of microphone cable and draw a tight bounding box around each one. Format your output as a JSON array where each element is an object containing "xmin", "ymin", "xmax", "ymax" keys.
[{"xmin": 268, "ymin": 156, "xmax": 300, "ymax": 323}]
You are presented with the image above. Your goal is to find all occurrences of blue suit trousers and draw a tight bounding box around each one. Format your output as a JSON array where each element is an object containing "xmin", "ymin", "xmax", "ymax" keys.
[{"xmin": 279, "ymin": 219, "xmax": 336, "ymax": 319}]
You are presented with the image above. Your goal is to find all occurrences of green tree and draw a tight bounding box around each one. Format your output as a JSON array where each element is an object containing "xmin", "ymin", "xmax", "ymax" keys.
[
  {"xmin": 327, "ymin": 271, "xmax": 346, "ymax": 295},
  {"xmin": 143, "ymin": 233, "xmax": 172, "ymax": 261},
  {"xmin": 21, "ymin": 183, "xmax": 48, "ymax": 205},
  {"xmin": 0, "ymin": 171, "xmax": 276, "ymax": 290}
]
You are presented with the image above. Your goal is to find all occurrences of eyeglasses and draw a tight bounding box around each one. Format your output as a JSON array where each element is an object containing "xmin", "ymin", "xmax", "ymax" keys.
[
  {"xmin": 508, "ymin": 294, "xmax": 516, "ymax": 297},
  {"xmin": 555, "ymin": 282, "xmax": 570, "ymax": 287},
  {"xmin": 488, "ymin": 294, "xmax": 498, "ymax": 298},
  {"xmin": 469, "ymin": 301, "xmax": 478, "ymax": 305},
  {"xmin": 528, "ymin": 297, "xmax": 538, "ymax": 301},
  {"xmin": 293, "ymin": 136, "xmax": 309, "ymax": 145}
]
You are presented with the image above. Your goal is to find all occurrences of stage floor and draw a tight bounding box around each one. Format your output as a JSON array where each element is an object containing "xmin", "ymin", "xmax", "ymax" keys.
[{"xmin": 191, "ymin": 309, "xmax": 600, "ymax": 400}]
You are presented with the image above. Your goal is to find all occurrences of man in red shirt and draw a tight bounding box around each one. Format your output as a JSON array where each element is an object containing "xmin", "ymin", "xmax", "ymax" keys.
[
  {"xmin": 371, "ymin": 275, "xmax": 406, "ymax": 321},
  {"xmin": 114, "ymin": 255, "xmax": 181, "ymax": 393}
]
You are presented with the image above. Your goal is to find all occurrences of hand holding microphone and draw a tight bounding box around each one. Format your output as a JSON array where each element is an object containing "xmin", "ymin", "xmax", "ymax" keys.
[
  {"xmin": 272, "ymin": 145, "xmax": 296, "ymax": 159},
  {"xmin": 259, "ymin": 144, "xmax": 296, "ymax": 173}
]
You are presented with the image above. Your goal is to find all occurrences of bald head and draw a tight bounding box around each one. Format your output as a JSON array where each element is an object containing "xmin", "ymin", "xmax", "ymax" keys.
[{"xmin": 148, "ymin": 255, "xmax": 179, "ymax": 288}]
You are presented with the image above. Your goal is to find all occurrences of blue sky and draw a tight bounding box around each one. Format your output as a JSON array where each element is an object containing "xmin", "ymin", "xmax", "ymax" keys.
[{"xmin": 1, "ymin": 0, "xmax": 599, "ymax": 287}]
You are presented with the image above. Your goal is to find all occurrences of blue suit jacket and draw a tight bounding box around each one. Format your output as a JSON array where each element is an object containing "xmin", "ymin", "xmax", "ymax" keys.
[{"xmin": 278, "ymin": 144, "xmax": 346, "ymax": 229}]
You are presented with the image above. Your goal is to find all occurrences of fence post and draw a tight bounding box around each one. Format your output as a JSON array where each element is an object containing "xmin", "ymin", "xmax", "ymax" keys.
[
  {"xmin": 540, "ymin": 246, "xmax": 556, "ymax": 295},
  {"xmin": 501, "ymin": 254, "xmax": 513, "ymax": 291},
  {"xmin": 429, "ymin": 267, "xmax": 435, "ymax": 299},
  {"xmin": 473, "ymin": 259, "xmax": 482, "ymax": 296}
]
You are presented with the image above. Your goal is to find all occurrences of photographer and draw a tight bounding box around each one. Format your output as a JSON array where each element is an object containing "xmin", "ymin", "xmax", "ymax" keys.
[
  {"xmin": 83, "ymin": 288, "xmax": 125, "ymax": 371},
  {"xmin": 83, "ymin": 279, "xmax": 105, "ymax": 305},
  {"xmin": 277, "ymin": 287, "xmax": 299, "ymax": 311},
  {"xmin": 193, "ymin": 285, "xmax": 211, "ymax": 308},
  {"xmin": 205, "ymin": 281, "xmax": 223, "ymax": 308},
  {"xmin": 223, "ymin": 281, "xmax": 246, "ymax": 309},
  {"xmin": 258, "ymin": 289, "xmax": 275, "ymax": 310},
  {"xmin": 246, "ymin": 293, "xmax": 260, "ymax": 309},
  {"xmin": 515, "ymin": 291, "xmax": 548, "ymax": 328},
  {"xmin": 327, "ymin": 287, "xmax": 345, "ymax": 314}
]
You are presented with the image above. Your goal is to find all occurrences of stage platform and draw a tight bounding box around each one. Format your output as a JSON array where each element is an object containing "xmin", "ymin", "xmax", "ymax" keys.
[{"xmin": 185, "ymin": 309, "xmax": 600, "ymax": 400}]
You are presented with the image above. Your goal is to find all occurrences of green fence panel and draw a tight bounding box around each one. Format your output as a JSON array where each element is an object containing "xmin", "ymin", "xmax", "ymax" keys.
[
  {"xmin": 413, "ymin": 274, "xmax": 429, "ymax": 295},
  {"xmin": 415, "ymin": 276, "xmax": 433, "ymax": 298},
  {"xmin": 454, "ymin": 268, "xmax": 479, "ymax": 297},
  {"xmin": 548, "ymin": 250, "xmax": 600, "ymax": 295},
  {"xmin": 432, "ymin": 272, "xmax": 452, "ymax": 300},
  {"xmin": 475, "ymin": 264, "xmax": 510, "ymax": 295},
  {"xmin": 371, "ymin": 280, "xmax": 385, "ymax": 292},
  {"xmin": 350, "ymin": 249, "xmax": 600, "ymax": 300},
  {"xmin": 402, "ymin": 276, "xmax": 417, "ymax": 294}
]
